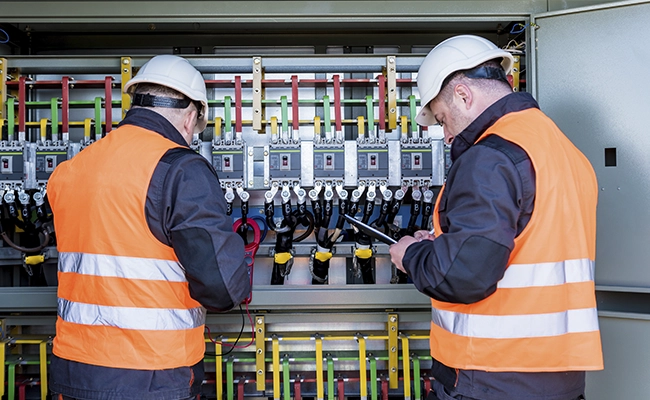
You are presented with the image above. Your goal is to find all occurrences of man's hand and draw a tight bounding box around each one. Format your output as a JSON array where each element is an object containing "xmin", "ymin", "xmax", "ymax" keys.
[
  {"xmin": 389, "ymin": 230, "xmax": 435, "ymax": 274},
  {"xmin": 389, "ymin": 235, "xmax": 418, "ymax": 273},
  {"xmin": 413, "ymin": 229, "xmax": 435, "ymax": 242}
]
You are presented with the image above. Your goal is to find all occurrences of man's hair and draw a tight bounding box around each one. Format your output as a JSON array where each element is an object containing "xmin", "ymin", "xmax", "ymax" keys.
[
  {"xmin": 437, "ymin": 59, "xmax": 511, "ymax": 103},
  {"xmin": 133, "ymin": 83, "xmax": 185, "ymax": 99}
]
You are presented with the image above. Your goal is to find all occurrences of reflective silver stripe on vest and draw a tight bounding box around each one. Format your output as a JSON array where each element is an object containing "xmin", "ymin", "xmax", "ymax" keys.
[
  {"xmin": 431, "ymin": 307, "xmax": 599, "ymax": 339},
  {"xmin": 58, "ymin": 298, "xmax": 206, "ymax": 330},
  {"xmin": 497, "ymin": 258, "xmax": 594, "ymax": 289},
  {"xmin": 59, "ymin": 252, "xmax": 186, "ymax": 282}
]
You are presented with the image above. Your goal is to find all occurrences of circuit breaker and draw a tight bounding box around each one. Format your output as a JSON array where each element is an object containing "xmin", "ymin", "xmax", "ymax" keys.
[
  {"xmin": 212, "ymin": 146, "xmax": 245, "ymax": 185},
  {"xmin": 269, "ymin": 147, "xmax": 301, "ymax": 183},
  {"xmin": 35, "ymin": 145, "xmax": 67, "ymax": 184}
]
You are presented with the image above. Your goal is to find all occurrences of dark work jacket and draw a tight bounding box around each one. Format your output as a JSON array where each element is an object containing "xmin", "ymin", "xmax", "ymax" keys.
[
  {"xmin": 50, "ymin": 108, "xmax": 251, "ymax": 400},
  {"xmin": 402, "ymin": 92, "xmax": 585, "ymax": 400}
]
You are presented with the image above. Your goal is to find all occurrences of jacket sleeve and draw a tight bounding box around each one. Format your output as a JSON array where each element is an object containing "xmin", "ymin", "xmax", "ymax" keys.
[
  {"xmin": 146, "ymin": 148, "xmax": 251, "ymax": 312},
  {"xmin": 402, "ymin": 140, "xmax": 533, "ymax": 304}
]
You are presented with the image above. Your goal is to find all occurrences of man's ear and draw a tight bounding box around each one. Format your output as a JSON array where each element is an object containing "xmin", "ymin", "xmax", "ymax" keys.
[
  {"xmin": 453, "ymin": 83, "xmax": 473, "ymax": 110},
  {"xmin": 182, "ymin": 109, "xmax": 198, "ymax": 138}
]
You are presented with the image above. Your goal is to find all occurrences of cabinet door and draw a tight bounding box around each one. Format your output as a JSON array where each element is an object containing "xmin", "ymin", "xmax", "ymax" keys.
[
  {"xmin": 534, "ymin": 1, "xmax": 650, "ymax": 287},
  {"xmin": 534, "ymin": 3, "xmax": 650, "ymax": 399}
]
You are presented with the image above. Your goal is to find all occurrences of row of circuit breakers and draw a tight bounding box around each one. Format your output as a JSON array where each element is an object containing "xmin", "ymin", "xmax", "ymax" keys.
[
  {"xmin": 0, "ymin": 136, "xmax": 444, "ymax": 216},
  {"xmin": 0, "ymin": 128, "xmax": 446, "ymax": 219}
]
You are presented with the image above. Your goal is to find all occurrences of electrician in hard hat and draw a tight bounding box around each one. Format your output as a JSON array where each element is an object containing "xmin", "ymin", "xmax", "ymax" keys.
[
  {"xmin": 389, "ymin": 35, "xmax": 603, "ymax": 400},
  {"xmin": 47, "ymin": 55, "xmax": 251, "ymax": 400}
]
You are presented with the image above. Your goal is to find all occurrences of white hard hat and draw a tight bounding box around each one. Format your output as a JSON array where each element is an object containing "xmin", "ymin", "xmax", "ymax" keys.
[
  {"xmin": 124, "ymin": 54, "xmax": 208, "ymax": 133},
  {"xmin": 415, "ymin": 35, "xmax": 514, "ymax": 126}
]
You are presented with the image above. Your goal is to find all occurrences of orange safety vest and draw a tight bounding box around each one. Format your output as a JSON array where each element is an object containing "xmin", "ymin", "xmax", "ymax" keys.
[
  {"xmin": 431, "ymin": 107, "xmax": 603, "ymax": 372},
  {"xmin": 48, "ymin": 125, "xmax": 206, "ymax": 370}
]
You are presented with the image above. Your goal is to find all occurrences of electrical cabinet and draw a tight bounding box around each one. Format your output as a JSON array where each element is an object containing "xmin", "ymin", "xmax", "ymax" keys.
[{"xmin": 0, "ymin": 1, "xmax": 647, "ymax": 399}]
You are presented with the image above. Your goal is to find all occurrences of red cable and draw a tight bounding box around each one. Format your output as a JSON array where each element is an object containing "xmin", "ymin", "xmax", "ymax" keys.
[
  {"xmin": 61, "ymin": 77, "xmax": 70, "ymax": 138},
  {"xmin": 291, "ymin": 75, "xmax": 299, "ymax": 132},
  {"xmin": 18, "ymin": 76, "xmax": 26, "ymax": 137},
  {"xmin": 333, "ymin": 75, "xmax": 342, "ymax": 133},
  {"xmin": 381, "ymin": 378, "xmax": 389, "ymax": 400},
  {"xmin": 105, "ymin": 76, "xmax": 113, "ymax": 133},
  {"xmin": 237, "ymin": 379, "xmax": 245, "ymax": 400},
  {"xmin": 377, "ymin": 74, "xmax": 386, "ymax": 133},
  {"xmin": 294, "ymin": 379, "xmax": 302, "ymax": 400},
  {"xmin": 337, "ymin": 378, "xmax": 345, "ymax": 400},
  {"xmin": 235, "ymin": 76, "xmax": 242, "ymax": 134}
]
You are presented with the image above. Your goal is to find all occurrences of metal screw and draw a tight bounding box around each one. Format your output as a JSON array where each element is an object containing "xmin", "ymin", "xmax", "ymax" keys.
[
  {"xmin": 257, "ymin": 328, "xmax": 263, "ymax": 334},
  {"xmin": 390, "ymin": 316, "xmax": 397, "ymax": 323},
  {"xmin": 254, "ymin": 58, "xmax": 261, "ymax": 64},
  {"xmin": 257, "ymin": 369, "xmax": 263, "ymax": 375},
  {"xmin": 389, "ymin": 108, "xmax": 396, "ymax": 113},
  {"xmin": 264, "ymin": 180, "xmax": 269, "ymax": 186},
  {"xmin": 257, "ymin": 318, "xmax": 263, "ymax": 325},
  {"xmin": 391, "ymin": 346, "xmax": 396, "ymax": 352},
  {"xmin": 249, "ymin": 149, "xmax": 254, "ymax": 156},
  {"xmin": 391, "ymin": 367, "xmax": 397, "ymax": 373},
  {"xmin": 249, "ymin": 180, "xmax": 254, "ymax": 186},
  {"xmin": 257, "ymin": 348, "xmax": 263, "ymax": 354},
  {"xmin": 123, "ymin": 59, "xmax": 130, "ymax": 65},
  {"xmin": 123, "ymin": 68, "xmax": 129, "ymax": 73},
  {"xmin": 389, "ymin": 57, "xmax": 395, "ymax": 63},
  {"xmin": 263, "ymin": 150, "xmax": 268, "ymax": 156}
]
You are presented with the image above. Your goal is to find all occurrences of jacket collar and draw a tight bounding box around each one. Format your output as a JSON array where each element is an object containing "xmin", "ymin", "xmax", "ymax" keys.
[
  {"xmin": 117, "ymin": 108, "xmax": 189, "ymax": 147},
  {"xmin": 450, "ymin": 92, "xmax": 539, "ymax": 162}
]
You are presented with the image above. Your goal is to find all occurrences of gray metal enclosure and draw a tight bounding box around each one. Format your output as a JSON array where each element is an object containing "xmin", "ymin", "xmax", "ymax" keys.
[{"xmin": 533, "ymin": 1, "xmax": 650, "ymax": 398}]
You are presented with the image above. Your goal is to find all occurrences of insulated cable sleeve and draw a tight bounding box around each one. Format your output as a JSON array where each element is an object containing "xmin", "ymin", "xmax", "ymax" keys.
[
  {"xmin": 354, "ymin": 247, "xmax": 375, "ymax": 284},
  {"xmin": 326, "ymin": 198, "xmax": 349, "ymax": 247},
  {"xmin": 370, "ymin": 197, "xmax": 391, "ymax": 230},
  {"xmin": 292, "ymin": 211, "xmax": 314, "ymax": 243},
  {"xmin": 271, "ymin": 227, "xmax": 295, "ymax": 285},
  {"xmin": 310, "ymin": 256, "xmax": 330, "ymax": 285},
  {"xmin": 359, "ymin": 256, "xmax": 375, "ymax": 284},
  {"xmin": 264, "ymin": 201, "xmax": 279, "ymax": 231}
]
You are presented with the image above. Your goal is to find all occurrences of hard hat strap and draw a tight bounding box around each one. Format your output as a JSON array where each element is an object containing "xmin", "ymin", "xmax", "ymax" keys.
[
  {"xmin": 463, "ymin": 65, "xmax": 508, "ymax": 83},
  {"xmin": 132, "ymin": 93, "xmax": 192, "ymax": 109}
]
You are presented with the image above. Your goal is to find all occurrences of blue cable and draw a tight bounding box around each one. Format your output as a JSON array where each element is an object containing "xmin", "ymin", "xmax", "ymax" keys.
[
  {"xmin": 0, "ymin": 28, "xmax": 9, "ymax": 44},
  {"xmin": 510, "ymin": 23, "xmax": 527, "ymax": 35},
  {"xmin": 250, "ymin": 215, "xmax": 269, "ymax": 242}
]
